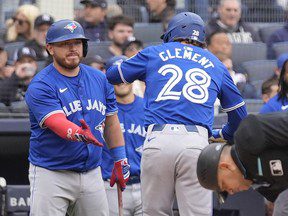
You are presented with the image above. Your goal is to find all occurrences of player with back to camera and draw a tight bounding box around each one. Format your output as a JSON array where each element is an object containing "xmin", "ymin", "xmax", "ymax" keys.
[
  {"xmin": 25, "ymin": 19, "xmax": 130, "ymax": 216},
  {"xmin": 106, "ymin": 12, "xmax": 247, "ymax": 216}
]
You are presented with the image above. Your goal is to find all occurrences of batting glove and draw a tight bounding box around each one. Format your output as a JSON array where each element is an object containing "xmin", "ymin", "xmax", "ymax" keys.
[
  {"xmin": 74, "ymin": 119, "xmax": 103, "ymax": 147},
  {"xmin": 209, "ymin": 129, "xmax": 227, "ymax": 143},
  {"xmin": 110, "ymin": 158, "xmax": 130, "ymax": 191}
]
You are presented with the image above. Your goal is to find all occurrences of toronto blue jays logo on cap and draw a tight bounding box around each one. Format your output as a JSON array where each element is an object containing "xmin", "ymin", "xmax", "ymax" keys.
[{"xmin": 64, "ymin": 22, "xmax": 77, "ymax": 33}]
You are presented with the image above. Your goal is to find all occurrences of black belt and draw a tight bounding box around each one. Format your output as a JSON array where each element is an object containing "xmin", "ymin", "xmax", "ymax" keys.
[
  {"xmin": 152, "ymin": 124, "xmax": 198, "ymax": 133},
  {"xmin": 104, "ymin": 176, "xmax": 140, "ymax": 185}
]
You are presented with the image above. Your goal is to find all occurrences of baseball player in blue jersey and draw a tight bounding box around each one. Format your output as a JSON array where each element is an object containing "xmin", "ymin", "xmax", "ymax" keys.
[
  {"xmin": 25, "ymin": 20, "xmax": 130, "ymax": 216},
  {"xmin": 101, "ymin": 56, "xmax": 145, "ymax": 216},
  {"xmin": 106, "ymin": 12, "xmax": 247, "ymax": 216}
]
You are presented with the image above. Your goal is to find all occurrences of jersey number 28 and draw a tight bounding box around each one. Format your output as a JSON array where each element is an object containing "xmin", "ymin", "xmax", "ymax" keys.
[{"xmin": 155, "ymin": 64, "xmax": 211, "ymax": 104}]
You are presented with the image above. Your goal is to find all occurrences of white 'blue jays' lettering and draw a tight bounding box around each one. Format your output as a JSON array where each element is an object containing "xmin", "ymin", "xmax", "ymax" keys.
[{"xmin": 63, "ymin": 99, "xmax": 106, "ymax": 116}]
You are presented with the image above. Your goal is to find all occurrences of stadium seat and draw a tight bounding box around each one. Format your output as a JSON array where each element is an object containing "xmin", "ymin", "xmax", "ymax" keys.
[
  {"xmin": 86, "ymin": 41, "xmax": 111, "ymax": 59},
  {"xmin": 134, "ymin": 23, "xmax": 163, "ymax": 43},
  {"xmin": 232, "ymin": 42, "xmax": 267, "ymax": 68},
  {"xmin": 272, "ymin": 42, "xmax": 288, "ymax": 58},
  {"xmin": 258, "ymin": 24, "xmax": 284, "ymax": 43},
  {"xmin": 121, "ymin": 5, "xmax": 149, "ymax": 23},
  {"xmin": 241, "ymin": 60, "xmax": 276, "ymax": 98},
  {"xmin": 241, "ymin": 60, "xmax": 276, "ymax": 82},
  {"xmin": 244, "ymin": 99, "xmax": 264, "ymax": 113},
  {"xmin": 4, "ymin": 42, "xmax": 25, "ymax": 64},
  {"xmin": 5, "ymin": 185, "xmax": 30, "ymax": 215}
]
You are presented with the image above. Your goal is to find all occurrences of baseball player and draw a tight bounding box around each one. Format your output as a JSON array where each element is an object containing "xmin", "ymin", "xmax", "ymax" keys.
[
  {"xmin": 197, "ymin": 112, "xmax": 288, "ymax": 204},
  {"xmin": 106, "ymin": 12, "xmax": 247, "ymax": 216},
  {"xmin": 25, "ymin": 20, "xmax": 130, "ymax": 216},
  {"xmin": 102, "ymin": 56, "xmax": 145, "ymax": 216}
]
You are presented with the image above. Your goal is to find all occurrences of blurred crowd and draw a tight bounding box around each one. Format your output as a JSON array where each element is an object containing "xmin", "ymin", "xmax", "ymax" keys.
[{"xmin": 0, "ymin": 0, "xmax": 288, "ymax": 118}]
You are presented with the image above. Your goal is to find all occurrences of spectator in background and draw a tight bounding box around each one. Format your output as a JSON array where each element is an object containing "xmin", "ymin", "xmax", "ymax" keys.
[
  {"xmin": 106, "ymin": 4, "xmax": 123, "ymax": 19},
  {"xmin": 0, "ymin": 47, "xmax": 37, "ymax": 106},
  {"xmin": 206, "ymin": 30, "xmax": 256, "ymax": 98},
  {"xmin": 78, "ymin": 0, "xmax": 108, "ymax": 42},
  {"xmin": 99, "ymin": 15, "xmax": 134, "ymax": 61},
  {"xmin": 81, "ymin": 55, "xmax": 105, "ymax": 72},
  {"xmin": 267, "ymin": 15, "xmax": 288, "ymax": 59},
  {"xmin": 261, "ymin": 76, "xmax": 279, "ymax": 103},
  {"xmin": 0, "ymin": 40, "xmax": 14, "ymax": 79},
  {"xmin": 25, "ymin": 14, "xmax": 54, "ymax": 64},
  {"xmin": 122, "ymin": 37, "xmax": 143, "ymax": 58},
  {"xmin": 205, "ymin": 0, "xmax": 260, "ymax": 43},
  {"xmin": 274, "ymin": 53, "xmax": 288, "ymax": 77},
  {"xmin": 5, "ymin": 4, "xmax": 40, "ymax": 43},
  {"xmin": 122, "ymin": 37, "xmax": 145, "ymax": 97},
  {"xmin": 206, "ymin": 30, "xmax": 232, "ymax": 61},
  {"xmin": 146, "ymin": 0, "xmax": 175, "ymax": 31},
  {"xmin": 260, "ymin": 57, "xmax": 288, "ymax": 113}
]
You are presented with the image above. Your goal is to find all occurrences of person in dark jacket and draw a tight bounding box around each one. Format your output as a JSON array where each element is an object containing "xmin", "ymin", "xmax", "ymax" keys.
[
  {"xmin": 197, "ymin": 111, "xmax": 288, "ymax": 203},
  {"xmin": 205, "ymin": 0, "xmax": 260, "ymax": 43},
  {"xmin": 77, "ymin": 0, "xmax": 108, "ymax": 42},
  {"xmin": 24, "ymin": 14, "xmax": 54, "ymax": 64}
]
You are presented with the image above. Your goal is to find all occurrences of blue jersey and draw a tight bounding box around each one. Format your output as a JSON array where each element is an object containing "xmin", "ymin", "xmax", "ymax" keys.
[
  {"xmin": 25, "ymin": 64, "xmax": 117, "ymax": 171},
  {"xmin": 101, "ymin": 96, "xmax": 145, "ymax": 179},
  {"xmin": 106, "ymin": 42, "xmax": 245, "ymax": 135},
  {"xmin": 260, "ymin": 94, "xmax": 288, "ymax": 114}
]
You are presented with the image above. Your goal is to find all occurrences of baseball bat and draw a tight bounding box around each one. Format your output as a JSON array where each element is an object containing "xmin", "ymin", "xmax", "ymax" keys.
[{"xmin": 117, "ymin": 183, "xmax": 123, "ymax": 216}]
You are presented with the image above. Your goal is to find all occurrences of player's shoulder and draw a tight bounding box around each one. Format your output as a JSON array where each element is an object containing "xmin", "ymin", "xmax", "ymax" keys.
[{"xmin": 29, "ymin": 64, "xmax": 55, "ymax": 87}]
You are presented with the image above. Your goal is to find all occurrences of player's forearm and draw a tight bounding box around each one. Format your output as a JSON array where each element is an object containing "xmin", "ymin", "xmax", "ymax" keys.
[
  {"xmin": 222, "ymin": 105, "xmax": 247, "ymax": 142},
  {"xmin": 104, "ymin": 114, "xmax": 125, "ymax": 149},
  {"xmin": 106, "ymin": 66, "xmax": 123, "ymax": 85}
]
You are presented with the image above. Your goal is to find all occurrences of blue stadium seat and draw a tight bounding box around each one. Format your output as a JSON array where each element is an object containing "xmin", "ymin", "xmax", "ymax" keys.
[
  {"xmin": 134, "ymin": 23, "xmax": 163, "ymax": 43},
  {"xmin": 258, "ymin": 24, "xmax": 284, "ymax": 43},
  {"xmin": 272, "ymin": 42, "xmax": 288, "ymax": 58},
  {"xmin": 232, "ymin": 42, "xmax": 267, "ymax": 68},
  {"xmin": 241, "ymin": 60, "xmax": 276, "ymax": 97}
]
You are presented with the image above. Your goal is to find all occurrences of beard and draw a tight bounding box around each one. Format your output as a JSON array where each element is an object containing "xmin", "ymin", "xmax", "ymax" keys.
[{"xmin": 53, "ymin": 53, "xmax": 81, "ymax": 70}]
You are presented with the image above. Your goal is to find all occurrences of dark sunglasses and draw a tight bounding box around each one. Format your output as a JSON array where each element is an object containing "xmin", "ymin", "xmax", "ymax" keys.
[{"xmin": 12, "ymin": 17, "xmax": 29, "ymax": 26}]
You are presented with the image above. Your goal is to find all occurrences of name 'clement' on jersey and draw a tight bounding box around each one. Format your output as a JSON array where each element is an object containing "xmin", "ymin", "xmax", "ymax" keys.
[{"xmin": 158, "ymin": 46, "xmax": 215, "ymax": 69}]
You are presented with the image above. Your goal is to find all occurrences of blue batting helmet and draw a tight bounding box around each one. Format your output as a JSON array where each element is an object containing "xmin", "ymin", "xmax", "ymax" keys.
[
  {"xmin": 46, "ymin": 19, "xmax": 89, "ymax": 57},
  {"xmin": 161, "ymin": 12, "xmax": 205, "ymax": 44},
  {"xmin": 105, "ymin": 55, "xmax": 128, "ymax": 71}
]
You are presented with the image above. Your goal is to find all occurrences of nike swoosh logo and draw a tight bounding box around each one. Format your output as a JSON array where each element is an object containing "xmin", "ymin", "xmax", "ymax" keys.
[
  {"xmin": 59, "ymin": 88, "xmax": 68, "ymax": 93},
  {"xmin": 147, "ymin": 137, "xmax": 156, "ymax": 142},
  {"xmin": 281, "ymin": 105, "xmax": 288, "ymax": 110}
]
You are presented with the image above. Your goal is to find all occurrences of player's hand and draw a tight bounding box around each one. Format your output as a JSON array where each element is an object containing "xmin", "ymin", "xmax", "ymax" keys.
[
  {"xmin": 74, "ymin": 119, "xmax": 103, "ymax": 147},
  {"xmin": 110, "ymin": 158, "xmax": 130, "ymax": 191},
  {"xmin": 209, "ymin": 129, "xmax": 227, "ymax": 143}
]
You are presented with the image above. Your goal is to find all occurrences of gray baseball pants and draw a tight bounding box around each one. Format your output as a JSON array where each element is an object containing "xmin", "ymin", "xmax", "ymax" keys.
[
  {"xmin": 141, "ymin": 124, "xmax": 212, "ymax": 216},
  {"xmin": 29, "ymin": 164, "xmax": 109, "ymax": 216}
]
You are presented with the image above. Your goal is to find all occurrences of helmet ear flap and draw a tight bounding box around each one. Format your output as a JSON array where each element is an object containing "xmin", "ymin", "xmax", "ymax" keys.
[{"xmin": 83, "ymin": 40, "xmax": 88, "ymax": 57}]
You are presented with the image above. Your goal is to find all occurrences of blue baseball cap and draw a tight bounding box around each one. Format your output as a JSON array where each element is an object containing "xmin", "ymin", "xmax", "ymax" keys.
[{"xmin": 277, "ymin": 53, "xmax": 288, "ymax": 69}]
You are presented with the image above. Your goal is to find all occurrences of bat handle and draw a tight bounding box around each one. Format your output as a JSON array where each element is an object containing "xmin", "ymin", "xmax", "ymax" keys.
[{"xmin": 117, "ymin": 183, "xmax": 123, "ymax": 216}]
